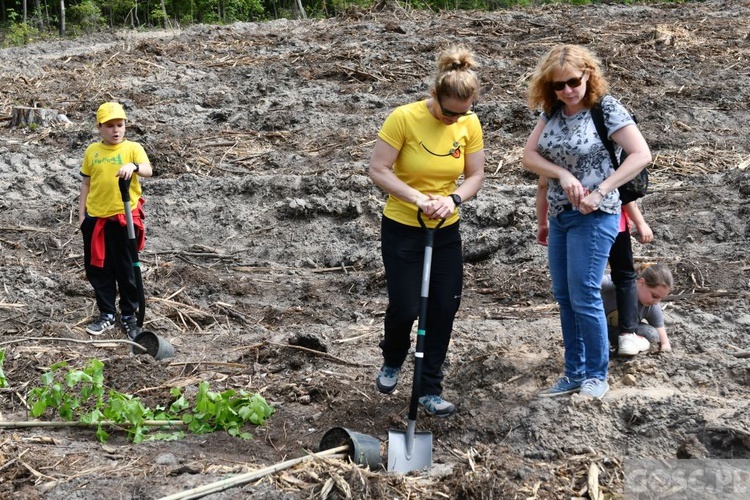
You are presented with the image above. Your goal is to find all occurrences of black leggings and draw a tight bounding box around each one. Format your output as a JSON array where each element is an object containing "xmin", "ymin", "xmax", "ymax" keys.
[
  {"xmin": 609, "ymin": 228, "xmax": 638, "ymax": 345},
  {"xmin": 379, "ymin": 216, "xmax": 462, "ymax": 396}
]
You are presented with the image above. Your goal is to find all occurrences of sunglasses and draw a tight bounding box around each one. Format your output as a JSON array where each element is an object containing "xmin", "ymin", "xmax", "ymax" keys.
[
  {"xmin": 437, "ymin": 95, "xmax": 474, "ymax": 117},
  {"xmin": 550, "ymin": 73, "xmax": 585, "ymax": 92}
]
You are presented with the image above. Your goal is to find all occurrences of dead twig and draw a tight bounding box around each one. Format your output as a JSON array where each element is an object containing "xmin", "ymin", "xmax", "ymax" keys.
[
  {"xmin": 158, "ymin": 445, "xmax": 350, "ymax": 500},
  {"xmin": 0, "ymin": 420, "xmax": 184, "ymax": 429},
  {"xmin": 0, "ymin": 336, "xmax": 147, "ymax": 352}
]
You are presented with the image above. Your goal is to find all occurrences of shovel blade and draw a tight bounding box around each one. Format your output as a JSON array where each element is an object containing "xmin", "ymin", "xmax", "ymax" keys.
[{"xmin": 387, "ymin": 426, "xmax": 432, "ymax": 472}]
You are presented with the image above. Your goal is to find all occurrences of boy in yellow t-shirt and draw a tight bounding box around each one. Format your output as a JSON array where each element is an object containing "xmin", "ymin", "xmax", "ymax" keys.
[{"xmin": 78, "ymin": 102, "xmax": 153, "ymax": 338}]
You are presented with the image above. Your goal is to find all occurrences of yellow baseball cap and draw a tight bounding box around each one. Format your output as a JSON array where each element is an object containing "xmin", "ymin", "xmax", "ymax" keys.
[{"xmin": 96, "ymin": 102, "xmax": 127, "ymax": 124}]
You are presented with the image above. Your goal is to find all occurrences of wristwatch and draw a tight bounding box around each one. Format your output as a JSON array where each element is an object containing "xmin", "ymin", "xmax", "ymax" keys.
[
  {"xmin": 450, "ymin": 193, "xmax": 462, "ymax": 207},
  {"xmin": 133, "ymin": 163, "xmax": 140, "ymax": 173}
]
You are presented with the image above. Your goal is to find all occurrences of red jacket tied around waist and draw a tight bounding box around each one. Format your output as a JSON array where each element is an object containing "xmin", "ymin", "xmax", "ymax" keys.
[{"xmin": 90, "ymin": 198, "xmax": 146, "ymax": 268}]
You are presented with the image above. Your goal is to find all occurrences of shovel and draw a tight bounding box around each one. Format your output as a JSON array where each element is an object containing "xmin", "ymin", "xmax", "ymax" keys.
[
  {"xmin": 387, "ymin": 210, "xmax": 445, "ymax": 473},
  {"xmin": 118, "ymin": 177, "xmax": 175, "ymax": 360}
]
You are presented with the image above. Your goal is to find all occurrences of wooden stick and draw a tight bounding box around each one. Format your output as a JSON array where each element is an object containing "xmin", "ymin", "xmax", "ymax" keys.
[
  {"xmin": 0, "ymin": 420, "xmax": 184, "ymax": 429},
  {"xmin": 0, "ymin": 336, "xmax": 147, "ymax": 352},
  {"xmin": 169, "ymin": 361, "xmax": 247, "ymax": 368},
  {"xmin": 157, "ymin": 445, "xmax": 350, "ymax": 500},
  {"xmin": 0, "ymin": 302, "xmax": 26, "ymax": 310}
]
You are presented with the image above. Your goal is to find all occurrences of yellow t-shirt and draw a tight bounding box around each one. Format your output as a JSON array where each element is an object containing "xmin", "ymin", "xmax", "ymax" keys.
[
  {"xmin": 81, "ymin": 140, "xmax": 149, "ymax": 218},
  {"xmin": 378, "ymin": 100, "xmax": 484, "ymax": 228}
]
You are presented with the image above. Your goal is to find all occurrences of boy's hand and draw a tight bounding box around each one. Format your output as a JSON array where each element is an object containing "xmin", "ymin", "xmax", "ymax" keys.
[{"xmin": 116, "ymin": 163, "xmax": 139, "ymax": 180}]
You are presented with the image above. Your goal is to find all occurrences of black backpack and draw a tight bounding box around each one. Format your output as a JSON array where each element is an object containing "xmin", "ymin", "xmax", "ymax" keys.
[{"xmin": 589, "ymin": 100, "xmax": 649, "ymax": 205}]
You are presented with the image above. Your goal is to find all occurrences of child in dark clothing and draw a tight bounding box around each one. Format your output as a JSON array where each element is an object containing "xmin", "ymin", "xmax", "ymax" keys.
[
  {"xmin": 79, "ymin": 102, "xmax": 153, "ymax": 339},
  {"xmin": 602, "ymin": 263, "xmax": 674, "ymax": 355}
]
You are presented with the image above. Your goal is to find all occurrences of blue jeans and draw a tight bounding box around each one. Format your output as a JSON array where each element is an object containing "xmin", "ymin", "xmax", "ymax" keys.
[{"xmin": 548, "ymin": 209, "xmax": 618, "ymax": 381}]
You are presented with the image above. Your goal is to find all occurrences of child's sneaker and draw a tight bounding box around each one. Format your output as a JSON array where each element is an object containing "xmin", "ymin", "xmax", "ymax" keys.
[
  {"xmin": 418, "ymin": 395, "xmax": 456, "ymax": 417},
  {"xmin": 86, "ymin": 314, "xmax": 116, "ymax": 335},
  {"xmin": 121, "ymin": 315, "xmax": 140, "ymax": 340},
  {"xmin": 376, "ymin": 365, "xmax": 401, "ymax": 394},
  {"xmin": 618, "ymin": 333, "xmax": 650, "ymax": 356},
  {"xmin": 538, "ymin": 376, "xmax": 585, "ymax": 398}
]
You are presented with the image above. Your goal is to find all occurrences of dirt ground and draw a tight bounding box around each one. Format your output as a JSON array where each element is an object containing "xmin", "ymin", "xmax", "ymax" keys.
[{"xmin": 1, "ymin": 0, "xmax": 749, "ymax": 498}]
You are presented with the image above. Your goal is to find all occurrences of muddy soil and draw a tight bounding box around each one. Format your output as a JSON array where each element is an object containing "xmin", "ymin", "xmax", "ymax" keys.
[{"xmin": 1, "ymin": 1, "xmax": 749, "ymax": 498}]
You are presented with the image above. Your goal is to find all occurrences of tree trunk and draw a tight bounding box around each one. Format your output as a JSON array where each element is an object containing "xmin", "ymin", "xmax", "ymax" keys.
[
  {"xmin": 59, "ymin": 0, "xmax": 65, "ymax": 36},
  {"xmin": 161, "ymin": 0, "xmax": 167, "ymax": 28},
  {"xmin": 33, "ymin": 0, "xmax": 42, "ymax": 29},
  {"xmin": 295, "ymin": 0, "xmax": 307, "ymax": 19},
  {"xmin": 10, "ymin": 106, "xmax": 63, "ymax": 127}
]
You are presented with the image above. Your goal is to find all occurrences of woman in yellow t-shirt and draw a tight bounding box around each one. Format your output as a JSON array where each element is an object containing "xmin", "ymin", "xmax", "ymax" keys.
[{"xmin": 368, "ymin": 45, "xmax": 485, "ymax": 418}]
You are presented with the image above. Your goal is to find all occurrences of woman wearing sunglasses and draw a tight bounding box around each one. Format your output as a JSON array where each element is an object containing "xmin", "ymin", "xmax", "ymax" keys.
[
  {"xmin": 522, "ymin": 44, "xmax": 652, "ymax": 399},
  {"xmin": 368, "ymin": 45, "xmax": 485, "ymax": 417}
]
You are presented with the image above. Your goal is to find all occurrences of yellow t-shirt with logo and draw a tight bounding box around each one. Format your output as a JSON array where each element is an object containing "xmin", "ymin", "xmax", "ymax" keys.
[
  {"xmin": 81, "ymin": 140, "xmax": 149, "ymax": 218},
  {"xmin": 378, "ymin": 100, "xmax": 484, "ymax": 228}
]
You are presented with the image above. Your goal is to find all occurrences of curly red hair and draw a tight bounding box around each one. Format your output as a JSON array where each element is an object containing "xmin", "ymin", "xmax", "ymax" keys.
[{"xmin": 527, "ymin": 44, "xmax": 609, "ymax": 116}]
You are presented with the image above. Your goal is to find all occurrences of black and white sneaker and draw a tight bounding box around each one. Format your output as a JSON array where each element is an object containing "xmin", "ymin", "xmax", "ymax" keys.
[
  {"xmin": 121, "ymin": 315, "xmax": 140, "ymax": 340},
  {"xmin": 86, "ymin": 314, "xmax": 116, "ymax": 336}
]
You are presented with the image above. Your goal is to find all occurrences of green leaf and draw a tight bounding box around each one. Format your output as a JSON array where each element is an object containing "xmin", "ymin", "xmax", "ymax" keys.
[
  {"xmin": 0, "ymin": 349, "xmax": 8, "ymax": 388},
  {"xmin": 95, "ymin": 425, "xmax": 109, "ymax": 443},
  {"xmin": 40, "ymin": 371, "xmax": 55, "ymax": 386},
  {"xmin": 65, "ymin": 370, "xmax": 93, "ymax": 387},
  {"xmin": 31, "ymin": 399, "xmax": 48, "ymax": 417},
  {"xmin": 169, "ymin": 394, "xmax": 189, "ymax": 413}
]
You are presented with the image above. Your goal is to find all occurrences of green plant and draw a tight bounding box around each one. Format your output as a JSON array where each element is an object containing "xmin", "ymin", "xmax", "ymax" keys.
[
  {"xmin": 68, "ymin": 1, "xmax": 106, "ymax": 32},
  {"xmin": 2, "ymin": 21, "xmax": 39, "ymax": 47},
  {"xmin": 28, "ymin": 359, "xmax": 274, "ymax": 443},
  {"xmin": 183, "ymin": 381, "xmax": 275, "ymax": 439},
  {"xmin": 0, "ymin": 349, "xmax": 8, "ymax": 388}
]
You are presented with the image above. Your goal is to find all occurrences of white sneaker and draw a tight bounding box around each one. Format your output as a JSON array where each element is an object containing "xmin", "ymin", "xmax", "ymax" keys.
[{"xmin": 618, "ymin": 333, "xmax": 651, "ymax": 356}]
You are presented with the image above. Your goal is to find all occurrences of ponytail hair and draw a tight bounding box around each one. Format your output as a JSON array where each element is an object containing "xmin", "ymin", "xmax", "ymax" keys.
[
  {"xmin": 432, "ymin": 45, "xmax": 480, "ymax": 102},
  {"xmin": 640, "ymin": 263, "xmax": 673, "ymax": 291}
]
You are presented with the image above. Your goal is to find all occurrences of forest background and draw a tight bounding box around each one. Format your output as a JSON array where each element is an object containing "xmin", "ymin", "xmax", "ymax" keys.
[{"xmin": 1, "ymin": 0, "xmax": 686, "ymax": 45}]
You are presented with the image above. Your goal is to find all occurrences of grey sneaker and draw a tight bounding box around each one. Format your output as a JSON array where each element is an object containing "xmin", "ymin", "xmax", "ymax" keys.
[
  {"xmin": 376, "ymin": 365, "xmax": 401, "ymax": 394},
  {"xmin": 418, "ymin": 395, "xmax": 456, "ymax": 418},
  {"xmin": 121, "ymin": 315, "xmax": 140, "ymax": 340},
  {"xmin": 86, "ymin": 314, "xmax": 116, "ymax": 336},
  {"xmin": 538, "ymin": 376, "xmax": 585, "ymax": 398},
  {"xmin": 579, "ymin": 378, "xmax": 609, "ymax": 399}
]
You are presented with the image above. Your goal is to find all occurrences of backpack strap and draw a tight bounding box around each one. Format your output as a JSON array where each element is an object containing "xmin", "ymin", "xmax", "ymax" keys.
[{"xmin": 590, "ymin": 100, "xmax": 621, "ymax": 169}]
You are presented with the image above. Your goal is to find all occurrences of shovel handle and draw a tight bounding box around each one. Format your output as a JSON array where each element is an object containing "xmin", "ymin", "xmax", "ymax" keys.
[
  {"xmin": 417, "ymin": 208, "xmax": 446, "ymax": 231},
  {"xmin": 407, "ymin": 209, "xmax": 446, "ymax": 422},
  {"xmin": 117, "ymin": 176, "xmax": 146, "ymax": 329},
  {"xmin": 118, "ymin": 177, "xmax": 132, "ymax": 203}
]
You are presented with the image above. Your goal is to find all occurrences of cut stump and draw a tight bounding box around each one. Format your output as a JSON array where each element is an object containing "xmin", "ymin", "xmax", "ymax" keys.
[{"xmin": 10, "ymin": 106, "xmax": 65, "ymax": 127}]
